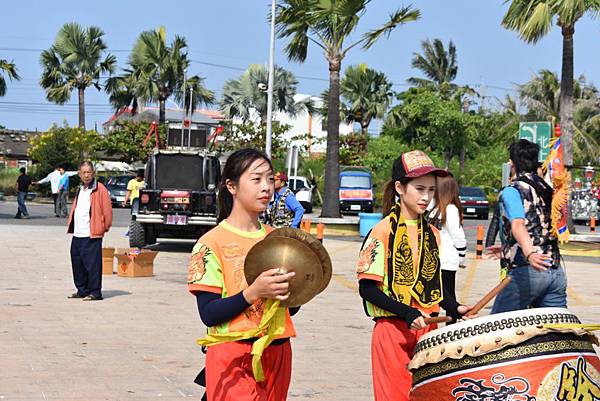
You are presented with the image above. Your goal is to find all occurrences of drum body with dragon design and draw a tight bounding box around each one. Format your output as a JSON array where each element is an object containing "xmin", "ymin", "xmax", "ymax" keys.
[{"xmin": 409, "ymin": 308, "xmax": 600, "ymax": 401}]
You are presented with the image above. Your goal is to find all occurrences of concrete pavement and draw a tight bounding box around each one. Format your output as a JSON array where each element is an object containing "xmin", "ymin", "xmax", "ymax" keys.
[{"xmin": 1, "ymin": 222, "xmax": 599, "ymax": 400}]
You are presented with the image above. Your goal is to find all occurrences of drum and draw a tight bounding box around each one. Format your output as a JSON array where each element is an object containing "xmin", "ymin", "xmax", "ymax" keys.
[{"xmin": 409, "ymin": 308, "xmax": 600, "ymax": 401}]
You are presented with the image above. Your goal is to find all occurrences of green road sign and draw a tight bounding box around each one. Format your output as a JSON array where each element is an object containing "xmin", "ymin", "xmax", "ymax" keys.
[{"xmin": 519, "ymin": 121, "xmax": 552, "ymax": 162}]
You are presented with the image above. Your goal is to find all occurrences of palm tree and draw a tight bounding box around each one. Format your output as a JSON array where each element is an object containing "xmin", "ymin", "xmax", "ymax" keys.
[
  {"xmin": 276, "ymin": 0, "xmax": 420, "ymax": 217},
  {"xmin": 408, "ymin": 38, "xmax": 458, "ymax": 93},
  {"xmin": 340, "ymin": 64, "xmax": 393, "ymax": 135},
  {"xmin": 221, "ymin": 64, "xmax": 311, "ymax": 123},
  {"xmin": 502, "ymin": 0, "xmax": 600, "ymax": 170},
  {"xmin": 0, "ymin": 59, "xmax": 20, "ymax": 96},
  {"xmin": 108, "ymin": 27, "xmax": 214, "ymax": 123},
  {"xmin": 519, "ymin": 69, "xmax": 600, "ymax": 162},
  {"xmin": 40, "ymin": 23, "xmax": 116, "ymax": 129}
]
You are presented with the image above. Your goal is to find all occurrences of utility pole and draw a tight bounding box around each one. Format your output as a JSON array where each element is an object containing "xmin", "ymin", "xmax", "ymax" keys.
[
  {"xmin": 188, "ymin": 87, "xmax": 193, "ymax": 147},
  {"xmin": 180, "ymin": 71, "xmax": 187, "ymax": 149},
  {"xmin": 265, "ymin": 0, "xmax": 276, "ymax": 158}
]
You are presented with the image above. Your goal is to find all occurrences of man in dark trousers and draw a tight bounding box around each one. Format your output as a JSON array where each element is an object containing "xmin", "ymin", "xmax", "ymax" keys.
[
  {"xmin": 66, "ymin": 161, "xmax": 113, "ymax": 301},
  {"xmin": 15, "ymin": 167, "xmax": 32, "ymax": 219}
]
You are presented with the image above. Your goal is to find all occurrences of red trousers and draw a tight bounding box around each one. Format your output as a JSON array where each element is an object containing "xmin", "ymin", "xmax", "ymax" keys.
[
  {"xmin": 205, "ymin": 340, "xmax": 292, "ymax": 401},
  {"xmin": 371, "ymin": 318, "xmax": 433, "ymax": 401}
]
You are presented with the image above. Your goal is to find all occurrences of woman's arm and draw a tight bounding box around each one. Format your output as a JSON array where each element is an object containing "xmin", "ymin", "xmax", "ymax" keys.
[
  {"xmin": 358, "ymin": 279, "xmax": 422, "ymax": 325},
  {"xmin": 446, "ymin": 205, "xmax": 467, "ymax": 264},
  {"xmin": 196, "ymin": 291, "xmax": 251, "ymax": 327}
]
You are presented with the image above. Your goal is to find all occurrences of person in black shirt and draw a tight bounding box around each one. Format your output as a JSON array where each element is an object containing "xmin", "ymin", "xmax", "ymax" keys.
[{"xmin": 15, "ymin": 167, "xmax": 32, "ymax": 219}]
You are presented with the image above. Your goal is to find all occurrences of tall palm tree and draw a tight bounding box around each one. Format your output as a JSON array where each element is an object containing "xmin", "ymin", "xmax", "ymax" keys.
[
  {"xmin": 40, "ymin": 22, "xmax": 116, "ymax": 129},
  {"xmin": 519, "ymin": 69, "xmax": 600, "ymax": 162},
  {"xmin": 221, "ymin": 64, "xmax": 311, "ymax": 123},
  {"xmin": 502, "ymin": 0, "xmax": 600, "ymax": 170},
  {"xmin": 276, "ymin": 0, "xmax": 420, "ymax": 217},
  {"xmin": 340, "ymin": 64, "xmax": 393, "ymax": 135},
  {"xmin": 0, "ymin": 58, "xmax": 20, "ymax": 96},
  {"xmin": 408, "ymin": 38, "xmax": 458, "ymax": 93},
  {"xmin": 108, "ymin": 27, "xmax": 214, "ymax": 123}
]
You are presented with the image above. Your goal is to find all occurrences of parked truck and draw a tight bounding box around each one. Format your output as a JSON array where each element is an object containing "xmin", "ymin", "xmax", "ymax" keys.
[
  {"xmin": 129, "ymin": 149, "xmax": 221, "ymax": 248},
  {"xmin": 339, "ymin": 167, "xmax": 374, "ymax": 214}
]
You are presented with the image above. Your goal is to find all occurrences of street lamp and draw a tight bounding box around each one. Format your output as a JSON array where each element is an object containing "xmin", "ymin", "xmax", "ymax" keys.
[{"xmin": 265, "ymin": 0, "xmax": 276, "ymax": 158}]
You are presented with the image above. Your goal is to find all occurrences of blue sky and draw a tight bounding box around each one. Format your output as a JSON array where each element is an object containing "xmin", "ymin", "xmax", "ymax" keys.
[{"xmin": 1, "ymin": 0, "xmax": 600, "ymax": 131}]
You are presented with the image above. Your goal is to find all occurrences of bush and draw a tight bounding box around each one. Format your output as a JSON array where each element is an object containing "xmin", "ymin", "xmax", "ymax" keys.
[{"xmin": 0, "ymin": 169, "xmax": 19, "ymax": 196}]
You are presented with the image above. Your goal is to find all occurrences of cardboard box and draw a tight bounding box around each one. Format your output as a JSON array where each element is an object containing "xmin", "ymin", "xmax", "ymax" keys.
[
  {"xmin": 102, "ymin": 247, "xmax": 115, "ymax": 275},
  {"xmin": 114, "ymin": 248, "xmax": 158, "ymax": 278}
]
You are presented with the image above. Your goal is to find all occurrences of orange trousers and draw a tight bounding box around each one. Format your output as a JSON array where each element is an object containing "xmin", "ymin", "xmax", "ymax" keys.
[
  {"xmin": 205, "ymin": 340, "xmax": 292, "ymax": 401},
  {"xmin": 371, "ymin": 318, "xmax": 433, "ymax": 401}
]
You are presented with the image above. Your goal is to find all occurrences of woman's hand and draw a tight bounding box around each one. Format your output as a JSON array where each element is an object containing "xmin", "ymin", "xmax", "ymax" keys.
[
  {"xmin": 457, "ymin": 305, "xmax": 478, "ymax": 320},
  {"xmin": 243, "ymin": 268, "xmax": 295, "ymax": 304},
  {"xmin": 410, "ymin": 312, "xmax": 431, "ymax": 330}
]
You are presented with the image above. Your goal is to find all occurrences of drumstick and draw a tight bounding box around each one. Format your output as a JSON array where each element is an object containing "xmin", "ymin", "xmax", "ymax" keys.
[
  {"xmin": 424, "ymin": 316, "xmax": 452, "ymax": 325},
  {"xmin": 465, "ymin": 276, "xmax": 512, "ymax": 316}
]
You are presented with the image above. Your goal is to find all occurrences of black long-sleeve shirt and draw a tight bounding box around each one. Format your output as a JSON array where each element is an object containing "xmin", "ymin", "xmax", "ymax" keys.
[
  {"xmin": 196, "ymin": 292, "xmax": 300, "ymax": 328},
  {"xmin": 358, "ymin": 276, "xmax": 461, "ymax": 325}
]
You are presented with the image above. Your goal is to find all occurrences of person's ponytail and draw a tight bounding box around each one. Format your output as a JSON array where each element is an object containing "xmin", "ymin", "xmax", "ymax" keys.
[
  {"xmin": 217, "ymin": 180, "xmax": 233, "ymax": 223},
  {"xmin": 382, "ymin": 180, "xmax": 397, "ymax": 216}
]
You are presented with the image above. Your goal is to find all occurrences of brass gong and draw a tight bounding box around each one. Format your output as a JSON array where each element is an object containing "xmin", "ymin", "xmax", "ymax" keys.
[
  {"xmin": 266, "ymin": 227, "xmax": 332, "ymax": 294},
  {"xmin": 244, "ymin": 236, "xmax": 325, "ymax": 307}
]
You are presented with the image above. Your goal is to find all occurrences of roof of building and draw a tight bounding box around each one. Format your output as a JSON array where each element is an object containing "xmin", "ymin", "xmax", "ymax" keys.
[{"xmin": 0, "ymin": 129, "xmax": 39, "ymax": 158}]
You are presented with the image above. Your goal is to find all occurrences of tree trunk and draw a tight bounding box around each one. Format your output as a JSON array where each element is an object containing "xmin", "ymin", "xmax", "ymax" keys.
[
  {"xmin": 458, "ymin": 147, "xmax": 466, "ymax": 185},
  {"xmin": 321, "ymin": 57, "xmax": 342, "ymax": 218},
  {"xmin": 78, "ymin": 87, "xmax": 85, "ymax": 130},
  {"xmin": 159, "ymin": 98, "xmax": 166, "ymax": 124},
  {"xmin": 560, "ymin": 24, "xmax": 576, "ymax": 232},
  {"xmin": 444, "ymin": 151, "xmax": 452, "ymax": 169}
]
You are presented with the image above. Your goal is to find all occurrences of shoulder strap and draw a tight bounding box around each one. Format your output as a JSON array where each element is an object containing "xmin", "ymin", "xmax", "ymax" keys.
[{"xmin": 514, "ymin": 175, "xmax": 553, "ymax": 208}]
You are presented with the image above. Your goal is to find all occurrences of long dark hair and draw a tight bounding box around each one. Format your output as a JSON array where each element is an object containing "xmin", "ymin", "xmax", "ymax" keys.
[
  {"xmin": 435, "ymin": 174, "xmax": 463, "ymax": 225},
  {"xmin": 382, "ymin": 177, "xmax": 411, "ymax": 216},
  {"xmin": 217, "ymin": 148, "xmax": 273, "ymax": 223}
]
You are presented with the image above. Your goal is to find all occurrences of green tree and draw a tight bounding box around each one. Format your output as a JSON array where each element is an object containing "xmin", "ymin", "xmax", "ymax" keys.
[
  {"xmin": 384, "ymin": 88, "xmax": 481, "ymax": 172},
  {"xmin": 108, "ymin": 27, "xmax": 214, "ymax": 123},
  {"xmin": 28, "ymin": 124, "xmax": 100, "ymax": 177},
  {"xmin": 217, "ymin": 121, "xmax": 292, "ymax": 163},
  {"xmin": 221, "ymin": 64, "xmax": 313, "ymax": 124},
  {"xmin": 340, "ymin": 132, "xmax": 369, "ymax": 165},
  {"xmin": 408, "ymin": 38, "xmax": 458, "ymax": 94},
  {"xmin": 340, "ymin": 64, "xmax": 393, "ymax": 135},
  {"xmin": 99, "ymin": 121, "xmax": 166, "ymax": 163},
  {"xmin": 501, "ymin": 0, "xmax": 600, "ymax": 170},
  {"xmin": 0, "ymin": 58, "xmax": 20, "ymax": 96},
  {"xmin": 40, "ymin": 23, "xmax": 116, "ymax": 130},
  {"xmin": 276, "ymin": 0, "xmax": 420, "ymax": 217}
]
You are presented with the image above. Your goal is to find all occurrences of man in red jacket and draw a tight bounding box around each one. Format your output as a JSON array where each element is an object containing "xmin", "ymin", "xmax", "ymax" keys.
[{"xmin": 67, "ymin": 161, "xmax": 113, "ymax": 301}]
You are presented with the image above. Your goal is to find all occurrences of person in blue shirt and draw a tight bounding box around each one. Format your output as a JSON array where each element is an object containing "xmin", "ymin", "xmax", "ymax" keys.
[
  {"xmin": 269, "ymin": 172, "xmax": 304, "ymax": 228},
  {"xmin": 57, "ymin": 166, "xmax": 70, "ymax": 218},
  {"xmin": 491, "ymin": 139, "xmax": 566, "ymax": 314}
]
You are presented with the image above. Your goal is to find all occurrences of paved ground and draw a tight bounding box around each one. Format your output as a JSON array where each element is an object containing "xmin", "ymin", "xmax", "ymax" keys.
[{"xmin": 1, "ymin": 201, "xmax": 599, "ymax": 401}]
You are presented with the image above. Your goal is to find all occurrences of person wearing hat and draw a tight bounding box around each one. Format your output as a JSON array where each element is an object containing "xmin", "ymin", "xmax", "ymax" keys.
[
  {"xmin": 356, "ymin": 150, "xmax": 475, "ymax": 401},
  {"xmin": 268, "ymin": 172, "xmax": 304, "ymax": 229}
]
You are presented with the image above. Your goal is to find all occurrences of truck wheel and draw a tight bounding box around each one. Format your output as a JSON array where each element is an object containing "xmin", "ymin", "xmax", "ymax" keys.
[
  {"xmin": 129, "ymin": 220, "xmax": 146, "ymax": 248},
  {"xmin": 145, "ymin": 225, "xmax": 157, "ymax": 245}
]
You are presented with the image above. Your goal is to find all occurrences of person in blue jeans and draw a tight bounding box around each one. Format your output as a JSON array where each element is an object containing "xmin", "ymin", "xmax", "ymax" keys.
[
  {"xmin": 491, "ymin": 139, "xmax": 567, "ymax": 314},
  {"xmin": 15, "ymin": 167, "xmax": 32, "ymax": 219}
]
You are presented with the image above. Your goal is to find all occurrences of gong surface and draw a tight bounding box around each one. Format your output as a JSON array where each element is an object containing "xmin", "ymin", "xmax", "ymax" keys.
[
  {"xmin": 266, "ymin": 227, "xmax": 332, "ymax": 293},
  {"xmin": 244, "ymin": 236, "xmax": 324, "ymax": 307}
]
